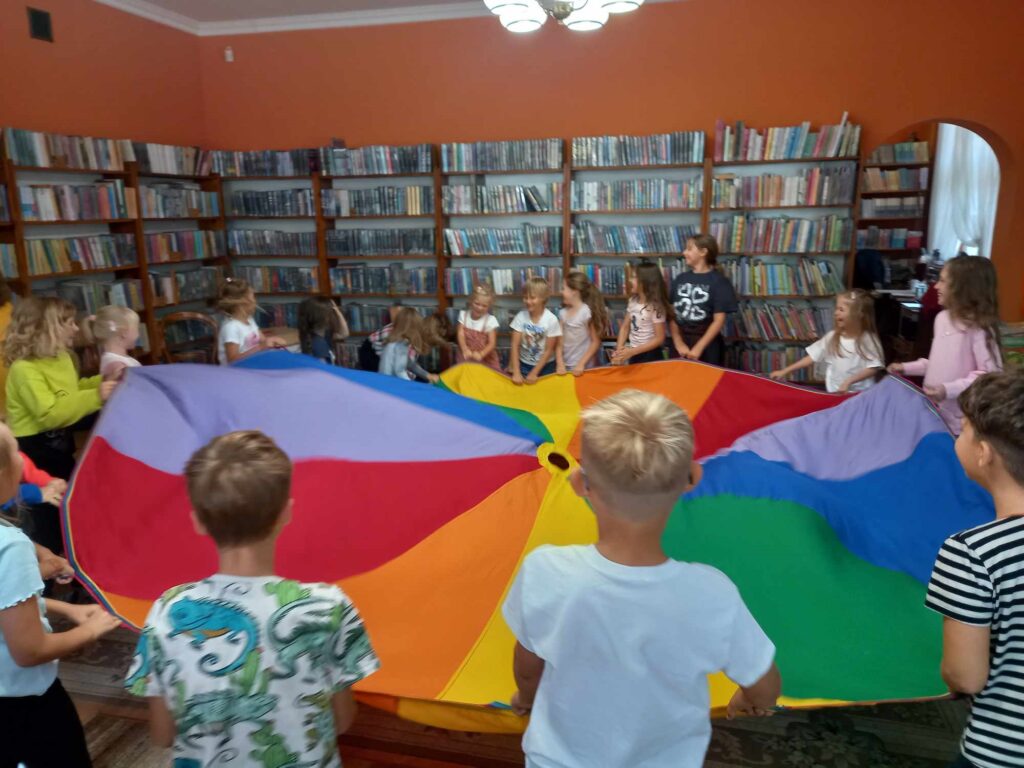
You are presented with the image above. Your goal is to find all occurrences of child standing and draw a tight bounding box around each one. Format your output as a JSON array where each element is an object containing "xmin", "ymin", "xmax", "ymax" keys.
[
  {"xmin": 556, "ymin": 271, "xmax": 608, "ymax": 375},
  {"xmin": 298, "ymin": 297, "xmax": 349, "ymax": 365},
  {"xmin": 611, "ymin": 261, "xmax": 669, "ymax": 365},
  {"xmin": 669, "ymin": 234, "xmax": 738, "ymax": 365},
  {"xmin": 889, "ymin": 255, "xmax": 1002, "ymax": 434},
  {"xmin": 126, "ymin": 430, "xmax": 380, "ymax": 766},
  {"xmin": 510, "ymin": 277, "xmax": 562, "ymax": 384},
  {"xmin": 456, "ymin": 285, "xmax": 501, "ymax": 371},
  {"xmin": 502, "ymin": 390, "xmax": 781, "ymax": 767},
  {"xmin": 0, "ymin": 422, "xmax": 122, "ymax": 768},
  {"xmin": 85, "ymin": 305, "xmax": 142, "ymax": 380},
  {"xmin": 379, "ymin": 307, "xmax": 439, "ymax": 383},
  {"xmin": 924, "ymin": 370, "xmax": 1024, "ymax": 768},
  {"xmin": 217, "ymin": 278, "xmax": 286, "ymax": 365},
  {"xmin": 770, "ymin": 289, "xmax": 884, "ymax": 393}
]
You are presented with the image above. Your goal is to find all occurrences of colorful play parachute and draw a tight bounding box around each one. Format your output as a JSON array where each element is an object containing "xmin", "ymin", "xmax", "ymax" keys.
[{"xmin": 64, "ymin": 353, "xmax": 993, "ymax": 731}]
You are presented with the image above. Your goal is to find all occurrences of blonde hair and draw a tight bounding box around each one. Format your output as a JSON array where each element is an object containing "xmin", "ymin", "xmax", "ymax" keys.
[
  {"xmin": 82, "ymin": 305, "xmax": 139, "ymax": 344},
  {"xmin": 523, "ymin": 276, "xmax": 551, "ymax": 301},
  {"xmin": 581, "ymin": 389, "xmax": 694, "ymax": 519},
  {"xmin": 3, "ymin": 296, "xmax": 77, "ymax": 365},
  {"xmin": 469, "ymin": 283, "xmax": 495, "ymax": 309},
  {"xmin": 218, "ymin": 277, "xmax": 256, "ymax": 319},
  {"xmin": 387, "ymin": 307, "xmax": 425, "ymax": 354},
  {"xmin": 828, "ymin": 289, "xmax": 882, "ymax": 359}
]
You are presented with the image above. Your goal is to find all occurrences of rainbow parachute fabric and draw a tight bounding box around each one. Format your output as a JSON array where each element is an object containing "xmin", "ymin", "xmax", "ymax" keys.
[{"xmin": 64, "ymin": 353, "xmax": 993, "ymax": 731}]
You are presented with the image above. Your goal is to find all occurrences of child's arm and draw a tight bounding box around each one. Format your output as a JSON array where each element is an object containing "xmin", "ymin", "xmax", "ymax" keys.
[
  {"xmin": 334, "ymin": 305, "xmax": 350, "ymax": 340},
  {"xmin": 555, "ymin": 333, "xmax": 566, "ymax": 375},
  {"xmin": 456, "ymin": 323, "xmax": 472, "ymax": 360},
  {"xmin": 670, "ymin": 317, "xmax": 691, "ymax": 357},
  {"xmin": 332, "ymin": 689, "xmax": 358, "ymax": 734},
  {"xmin": 687, "ymin": 312, "xmax": 726, "ymax": 360},
  {"xmin": 934, "ymin": 330, "xmax": 1004, "ymax": 403},
  {"xmin": 769, "ymin": 355, "xmax": 814, "ymax": 381},
  {"xmin": 10, "ymin": 364, "xmax": 105, "ymax": 431},
  {"xmin": 575, "ymin": 324, "xmax": 602, "ymax": 374},
  {"xmin": 526, "ymin": 337, "xmax": 558, "ymax": 383},
  {"xmin": 509, "ymin": 331, "xmax": 524, "ymax": 383},
  {"xmin": 611, "ymin": 316, "xmax": 630, "ymax": 364},
  {"xmin": 408, "ymin": 355, "xmax": 438, "ymax": 384},
  {"xmin": 620, "ymin": 320, "xmax": 666, "ymax": 361},
  {"xmin": 892, "ymin": 357, "xmax": 928, "ymax": 376},
  {"xmin": 0, "ymin": 597, "xmax": 120, "ymax": 667},
  {"xmin": 939, "ymin": 618, "xmax": 991, "ymax": 695},
  {"xmin": 727, "ymin": 662, "xmax": 782, "ymax": 719},
  {"xmin": 837, "ymin": 366, "xmax": 882, "ymax": 393},
  {"xmin": 480, "ymin": 329, "xmax": 498, "ymax": 359},
  {"xmin": 511, "ymin": 640, "xmax": 546, "ymax": 715}
]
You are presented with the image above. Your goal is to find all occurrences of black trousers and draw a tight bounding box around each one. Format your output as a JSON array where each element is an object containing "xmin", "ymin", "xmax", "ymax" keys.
[
  {"xmin": 628, "ymin": 348, "xmax": 665, "ymax": 364},
  {"xmin": 0, "ymin": 680, "xmax": 92, "ymax": 768},
  {"xmin": 16, "ymin": 429, "xmax": 76, "ymax": 556},
  {"xmin": 679, "ymin": 327, "xmax": 725, "ymax": 366}
]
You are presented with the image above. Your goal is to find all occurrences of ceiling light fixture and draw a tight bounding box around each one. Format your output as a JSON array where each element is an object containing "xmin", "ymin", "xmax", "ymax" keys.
[{"xmin": 487, "ymin": 0, "xmax": 644, "ymax": 32}]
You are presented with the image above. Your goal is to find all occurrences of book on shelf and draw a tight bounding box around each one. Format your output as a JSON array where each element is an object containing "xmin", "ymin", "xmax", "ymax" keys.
[
  {"xmin": 256, "ymin": 303, "xmax": 302, "ymax": 329},
  {"xmin": 861, "ymin": 167, "xmax": 929, "ymax": 193},
  {"xmin": 721, "ymin": 256, "xmax": 845, "ymax": 297},
  {"xmin": 440, "ymin": 139, "xmax": 563, "ymax": 173},
  {"xmin": 444, "ymin": 266, "xmax": 563, "ymax": 296},
  {"xmin": 709, "ymin": 214, "xmax": 853, "ymax": 254},
  {"xmin": 25, "ymin": 234, "xmax": 137, "ymax": 275},
  {"xmin": 726, "ymin": 346, "xmax": 815, "ymax": 381},
  {"xmin": 571, "ymin": 178, "xmax": 702, "ymax": 211},
  {"xmin": 3, "ymin": 128, "xmax": 134, "ymax": 171},
  {"xmin": 133, "ymin": 143, "xmax": 212, "ymax": 177},
  {"xmin": 0, "ymin": 244, "xmax": 18, "ymax": 278},
  {"xmin": 322, "ymin": 186, "xmax": 434, "ymax": 217},
  {"xmin": 228, "ymin": 230, "xmax": 317, "ymax": 257},
  {"xmin": 725, "ymin": 301, "xmax": 834, "ymax": 342},
  {"xmin": 320, "ymin": 143, "xmax": 432, "ymax": 176},
  {"xmin": 56, "ymin": 278, "xmax": 144, "ymax": 314},
  {"xmin": 713, "ymin": 116, "xmax": 860, "ymax": 162},
  {"xmin": 444, "ymin": 226, "xmax": 561, "ymax": 256},
  {"xmin": 151, "ymin": 266, "xmax": 222, "ymax": 305},
  {"xmin": 572, "ymin": 132, "xmax": 705, "ymax": 167},
  {"xmin": 574, "ymin": 262, "xmax": 630, "ymax": 296},
  {"xmin": 856, "ymin": 227, "xmax": 923, "ymax": 250},
  {"xmin": 147, "ymin": 231, "xmax": 226, "ymax": 263},
  {"xmin": 710, "ymin": 164, "xmax": 855, "ymax": 208},
  {"xmin": 867, "ymin": 142, "xmax": 930, "ymax": 164},
  {"xmin": 228, "ymin": 188, "xmax": 314, "ymax": 217},
  {"xmin": 140, "ymin": 182, "xmax": 219, "ymax": 219},
  {"xmin": 443, "ymin": 183, "xmax": 562, "ymax": 215},
  {"xmin": 19, "ymin": 180, "xmax": 131, "ymax": 221},
  {"xmin": 342, "ymin": 302, "xmax": 407, "ymax": 333},
  {"xmin": 571, "ymin": 222, "xmax": 697, "ymax": 255},
  {"xmin": 330, "ymin": 263, "xmax": 437, "ymax": 295},
  {"xmin": 859, "ymin": 196, "xmax": 926, "ymax": 218},
  {"xmin": 326, "ymin": 228, "xmax": 434, "ymax": 257},
  {"xmin": 210, "ymin": 149, "xmax": 319, "ymax": 177},
  {"xmin": 0, "ymin": 185, "xmax": 9, "ymax": 221},
  {"xmin": 234, "ymin": 265, "xmax": 319, "ymax": 293}
]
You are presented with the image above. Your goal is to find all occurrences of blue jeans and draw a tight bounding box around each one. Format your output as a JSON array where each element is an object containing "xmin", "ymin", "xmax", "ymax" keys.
[{"xmin": 521, "ymin": 360, "xmax": 556, "ymax": 378}]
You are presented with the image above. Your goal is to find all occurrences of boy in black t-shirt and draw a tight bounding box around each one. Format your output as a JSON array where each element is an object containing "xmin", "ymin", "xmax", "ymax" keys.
[{"xmin": 669, "ymin": 234, "xmax": 737, "ymax": 366}]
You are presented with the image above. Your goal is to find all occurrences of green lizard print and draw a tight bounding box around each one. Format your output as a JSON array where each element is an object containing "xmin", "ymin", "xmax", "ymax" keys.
[
  {"xmin": 264, "ymin": 580, "xmax": 312, "ymax": 607},
  {"xmin": 177, "ymin": 690, "xmax": 277, "ymax": 741},
  {"xmin": 249, "ymin": 722, "xmax": 316, "ymax": 768},
  {"xmin": 168, "ymin": 598, "xmax": 258, "ymax": 676},
  {"xmin": 300, "ymin": 691, "xmax": 337, "ymax": 766},
  {"xmin": 267, "ymin": 599, "xmax": 343, "ymax": 679}
]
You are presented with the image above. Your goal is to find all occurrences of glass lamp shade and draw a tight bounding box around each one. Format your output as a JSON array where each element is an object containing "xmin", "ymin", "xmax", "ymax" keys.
[
  {"xmin": 563, "ymin": 3, "xmax": 609, "ymax": 30},
  {"xmin": 484, "ymin": 0, "xmax": 530, "ymax": 15},
  {"xmin": 500, "ymin": 2, "xmax": 548, "ymax": 32},
  {"xmin": 601, "ymin": 0, "xmax": 644, "ymax": 11}
]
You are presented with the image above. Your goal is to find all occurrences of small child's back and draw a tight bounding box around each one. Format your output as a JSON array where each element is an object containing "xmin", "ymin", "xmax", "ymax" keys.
[
  {"xmin": 128, "ymin": 574, "xmax": 379, "ymax": 767},
  {"xmin": 503, "ymin": 544, "xmax": 774, "ymax": 768}
]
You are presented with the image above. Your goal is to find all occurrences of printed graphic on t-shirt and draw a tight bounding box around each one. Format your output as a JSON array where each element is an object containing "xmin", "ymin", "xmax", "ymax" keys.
[
  {"xmin": 521, "ymin": 322, "xmax": 547, "ymax": 362},
  {"xmin": 674, "ymin": 283, "xmax": 710, "ymax": 323}
]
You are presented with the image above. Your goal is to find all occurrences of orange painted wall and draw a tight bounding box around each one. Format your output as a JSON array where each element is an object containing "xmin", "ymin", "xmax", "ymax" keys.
[
  {"xmin": 0, "ymin": 0, "xmax": 201, "ymax": 145},
  {"xmin": 197, "ymin": 0, "xmax": 1024, "ymax": 318}
]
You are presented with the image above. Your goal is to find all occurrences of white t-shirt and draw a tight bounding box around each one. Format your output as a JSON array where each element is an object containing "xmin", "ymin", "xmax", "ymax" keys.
[
  {"xmin": 511, "ymin": 309, "xmax": 562, "ymax": 366},
  {"xmin": 100, "ymin": 351, "xmax": 142, "ymax": 379},
  {"xmin": 502, "ymin": 545, "xmax": 775, "ymax": 768},
  {"xmin": 458, "ymin": 310, "xmax": 500, "ymax": 334},
  {"xmin": 559, "ymin": 304, "xmax": 594, "ymax": 369},
  {"xmin": 218, "ymin": 317, "xmax": 262, "ymax": 365},
  {"xmin": 806, "ymin": 331, "xmax": 884, "ymax": 393}
]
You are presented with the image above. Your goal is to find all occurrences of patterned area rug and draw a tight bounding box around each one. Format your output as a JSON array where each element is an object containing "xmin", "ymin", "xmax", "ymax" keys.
[{"xmin": 67, "ymin": 628, "xmax": 967, "ymax": 767}]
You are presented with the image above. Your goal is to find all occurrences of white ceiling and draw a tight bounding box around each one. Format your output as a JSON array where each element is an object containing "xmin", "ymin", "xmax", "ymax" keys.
[{"xmin": 134, "ymin": 0, "xmax": 476, "ymax": 23}]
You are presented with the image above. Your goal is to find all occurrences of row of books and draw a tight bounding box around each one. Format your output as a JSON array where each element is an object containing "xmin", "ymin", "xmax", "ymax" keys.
[
  {"xmin": 726, "ymin": 346, "xmax": 814, "ymax": 380},
  {"xmin": 18, "ymin": 180, "xmax": 131, "ymax": 221},
  {"xmin": 327, "ymin": 228, "xmax": 434, "ymax": 256},
  {"xmin": 320, "ymin": 144, "xmax": 432, "ymax": 177},
  {"xmin": 860, "ymin": 196, "xmax": 926, "ymax": 219},
  {"xmin": 25, "ymin": 234, "xmax": 137, "ymax": 276},
  {"xmin": 228, "ymin": 189, "xmax": 315, "ymax": 218},
  {"xmin": 228, "ymin": 230, "xmax": 317, "ymax": 257},
  {"xmin": 139, "ymin": 183, "xmax": 219, "ymax": 219},
  {"xmin": 714, "ymin": 118, "xmax": 861, "ymax": 163},
  {"xmin": 329, "ymin": 264, "xmax": 438, "ymax": 295},
  {"xmin": 444, "ymin": 226, "xmax": 562, "ymax": 256},
  {"xmin": 572, "ymin": 223, "xmax": 698, "ymax": 255},
  {"xmin": 256, "ymin": 303, "xmax": 301, "ymax": 330},
  {"xmin": 3, "ymin": 128, "xmax": 132, "ymax": 171},
  {"xmin": 571, "ymin": 178, "xmax": 702, "ymax": 211},
  {"xmin": 441, "ymin": 139, "xmax": 564, "ymax": 173},
  {"xmin": 133, "ymin": 143, "xmax": 210, "ymax": 177},
  {"xmin": 322, "ymin": 186, "xmax": 434, "ymax": 218},
  {"xmin": 861, "ymin": 167, "xmax": 929, "ymax": 193},
  {"xmin": 57, "ymin": 278, "xmax": 144, "ymax": 314},
  {"xmin": 710, "ymin": 165, "xmax": 856, "ymax": 209},
  {"xmin": 444, "ymin": 266, "xmax": 564, "ymax": 296},
  {"xmin": 572, "ymin": 262, "xmax": 631, "ymax": 296},
  {"xmin": 867, "ymin": 142, "xmax": 930, "ymax": 164},
  {"xmin": 343, "ymin": 302, "xmax": 397, "ymax": 333},
  {"xmin": 442, "ymin": 184, "xmax": 562, "ymax": 215},
  {"xmin": 720, "ymin": 257, "xmax": 845, "ymax": 297},
  {"xmin": 571, "ymin": 132, "xmax": 705, "ymax": 167},
  {"xmin": 725, "ymin": 302, "xmax": 834, "ymax": 342},
  {"xmin": 147, "ymin": 231, "xmax": 226, "ymax": 263},
  {"xmin": 151, "ymin": 267, "xmax": 221, "ymax": 305},
  {"xmin": 234, "ymin": 265, "xmax": 319, "ymax": 293},
  {"xmin": 856, "ymin": 227, "xmax": 924, "ymax": 250},
  {"xmin": 0, "ymin": 244, "xmax": 17, "ymax": 277},
  {"xmin": 709, "ymin": 215, "xmax": 853, "ymax": 254},
  {"xmin": 210, "ymin": 149, "xmax": 319, "ymax": 177}
]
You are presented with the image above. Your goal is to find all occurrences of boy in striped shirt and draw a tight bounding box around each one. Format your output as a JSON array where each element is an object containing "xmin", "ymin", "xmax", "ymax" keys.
[{"xmin": 925, "ymin": 370, "xmax": 1024, "ymax": 768}]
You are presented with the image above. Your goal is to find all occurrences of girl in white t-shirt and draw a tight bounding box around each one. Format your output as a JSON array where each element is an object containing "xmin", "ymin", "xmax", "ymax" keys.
[
  {"xmin": 455, "ymin": 285, "xmax": 501, "ymax": 371},
  {"xmin": 217, "ymin": 279, "xmax": 286, "ymax": 365},
  {"xmin": 85, "ymin": 305, "xmax": 142, "ymax": 381},
  {"xmin": 770, "ymin": 289, "xmax": 884, "ymax": 393},
  {"xmin": 612, "ymin": 262, "xmax": 669, "ymax": 366},
  {"xmin": 556, "ymin": 271, "xmax": 608, "ymax": 376}
]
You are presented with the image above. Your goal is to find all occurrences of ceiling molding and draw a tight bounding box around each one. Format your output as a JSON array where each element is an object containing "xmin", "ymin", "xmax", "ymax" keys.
[{"xmin": 94, "ymin": 0, "xmax": 682, "ymax": 37}]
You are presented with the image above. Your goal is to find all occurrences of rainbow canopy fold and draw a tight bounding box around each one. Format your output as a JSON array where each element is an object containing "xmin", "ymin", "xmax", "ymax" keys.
[{"xmin": 65, "ymin": 353, "xmax": 993, "ymax": 732}]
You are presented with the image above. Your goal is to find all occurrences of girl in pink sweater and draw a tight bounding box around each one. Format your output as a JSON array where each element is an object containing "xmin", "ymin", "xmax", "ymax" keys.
[{"xmin": 888, "ymin": 255, "xmax": 1002, "ymax": 434}]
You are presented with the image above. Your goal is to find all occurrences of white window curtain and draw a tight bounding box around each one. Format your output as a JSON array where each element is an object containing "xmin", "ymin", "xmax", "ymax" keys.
[{"xmin": 929, "ymin": 123, "xmax": 1000, "ymax": 260}]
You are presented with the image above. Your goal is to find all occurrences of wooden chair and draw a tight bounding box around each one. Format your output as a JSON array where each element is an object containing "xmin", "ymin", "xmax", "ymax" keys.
[{"xmin": 157, "ymin": 312, "xmax": 220, "ymax": 365}]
